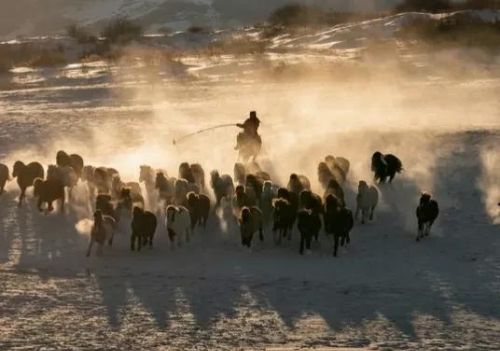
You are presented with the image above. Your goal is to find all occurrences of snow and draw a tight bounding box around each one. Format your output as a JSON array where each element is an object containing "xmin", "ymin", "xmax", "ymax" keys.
[
  {"xmin": 270, "ymin": 10, "xmax": 500, "ymax": 52},
  {"xmin": 0, "ymin": 43, "xmax": 500, "ymax": 349},
  {"xmin": 0, "ymin": 127, "xmax": 499, "ymax": 349}
]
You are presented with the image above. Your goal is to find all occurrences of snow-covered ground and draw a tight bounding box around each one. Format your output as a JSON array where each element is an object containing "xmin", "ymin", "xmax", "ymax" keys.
[
  {"xmin": 0, "ymin": 53, "xmax": 499, "ymax": 350},
  {"xmin": 270, "ymin": 10, "xmax": 500, "ymax": 51}
]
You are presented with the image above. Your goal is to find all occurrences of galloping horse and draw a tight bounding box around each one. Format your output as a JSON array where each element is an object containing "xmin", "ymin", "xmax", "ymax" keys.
[{"xmin": 236, "ymin": 132, "xmax": 262, "ymax": 163}]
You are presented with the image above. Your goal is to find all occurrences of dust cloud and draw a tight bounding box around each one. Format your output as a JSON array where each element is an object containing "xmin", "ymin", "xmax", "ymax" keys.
[{"xmin": 2, "ymin": 46, "xmax": 500, "ymax": 224}]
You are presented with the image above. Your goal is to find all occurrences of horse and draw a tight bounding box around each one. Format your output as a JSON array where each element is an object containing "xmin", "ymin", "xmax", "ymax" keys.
[
  {"xmin": 236, "ymin": 132, "xmax": 262, "ymax": 163},
  {"xmin": 324, "ymin": 194, "xmax": 354, "ymax": 257},
  {"xmin": 86, "ymin": 210, "xmax": 116, "ymax": 257},
  {"xmin": 272, "ymin": 197, "xmax": 295, "ymax": 244},
  {"xmin": 297, "ymin": 209, "xmax": 321, "ymax": 255},
  {"xmin": 355, "ymin": 181, "xmax": 379, "ymax": 224},
  {"xmin": 416, "ymin": 193, "xmax": 439, "ymax": 242},
  {"xmin": 239, "ymin": 206, "xmax": 264, "ymax": 250},
  {"xmin": 130, "ymin": 207, "xmax": 157, "ymax": 251},
  {"xmin": 371, "ymin": 152, "xmax": 403, "ymax": 184},
  {"xmin": 12, "ymin": 161, "xmax": 44, "ymax": 206}
]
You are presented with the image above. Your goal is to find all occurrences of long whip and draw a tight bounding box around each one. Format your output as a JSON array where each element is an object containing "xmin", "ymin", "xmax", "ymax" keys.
[{"xmin": 172, "ymin": 123, "xmax": 238, "ymax": 145}]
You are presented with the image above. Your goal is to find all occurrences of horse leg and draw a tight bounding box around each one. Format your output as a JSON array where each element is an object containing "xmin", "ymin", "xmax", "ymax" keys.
[
  {"xmin": 18, "ymin": 187, "xmax": 26, "ymax": 207},
  {"xmin": 389, "ymin": 171, "xmax": 396, "ymax": 183},
  {"xmin": 299, "ymin": 233, "xmax": 305, "ymax": 255},
  {"xmin": 306, "ymin": 234, "xmax": 312, "ymax": 253},
  {"xmin": 259, "ymin": 227, "xmax": 264, "ymax": 242},
  {"xmin": 191, "ymin": 216, "xmax": 196, "ymax": 231},
  {"xmin": 369, "ymin": 206, "xmax": 375, "ymax": 221},
  {"xmin": 137, "ymin": 235, "xmax": 143, "ymax": 252},
  {"xmin": 417, "ymin": 221, "xmax": 424, "ymax": 241},
  {"xmin": 425, "ymin": 223, "xmax": 431, "ymax": 237},
  {"xmin": 108, "ymin": 230, "xmax": 114, "ymax": 247},
  {"xmin": 167, "ymin": 228, "xmax": 175, "ymax": 248},
  {"xmin": 60, "ymin": 195, "xmax": 65, "ymax": 213},
  {"xmin": 333, "ymin": 235, "xmax": 339, "ymax": 257},
  {"xmin": 130, "ymin": 233, "xmax": 136, "ymax": 251},
  {"xmin": 97, "ymin": 243, "xmax": 103, "ymax": 256},
  {"xmin": 242, "ymin": 235, "xmax": 250, "ymax": 248},
  {"xmin": 86, "ymin": 239, "xmax": 94, "ymax": 257},
  {"xmin": 37, "ymin": 198, "xmax": 44, "ymax": 212}
]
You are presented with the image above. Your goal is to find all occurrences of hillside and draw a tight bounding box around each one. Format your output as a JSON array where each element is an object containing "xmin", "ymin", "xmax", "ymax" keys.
[{"xmin": 0, "ymin": 0, "xmax": 402, "ymax": 40}]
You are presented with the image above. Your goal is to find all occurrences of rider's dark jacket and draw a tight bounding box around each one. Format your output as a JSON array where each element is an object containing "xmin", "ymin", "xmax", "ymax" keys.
[{"xmin": 237, "ymin": 116, "xmax": 260, "ymax": 136}]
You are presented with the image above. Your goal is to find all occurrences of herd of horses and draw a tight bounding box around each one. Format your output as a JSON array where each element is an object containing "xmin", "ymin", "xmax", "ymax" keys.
[{"xmin": 0, "ymin": 149, "xmax": 440, "ymax": 257}]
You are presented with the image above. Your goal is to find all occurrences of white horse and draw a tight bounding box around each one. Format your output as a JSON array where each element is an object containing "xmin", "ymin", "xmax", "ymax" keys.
[
  {"xmin": 355, "ymin": 180, "xmax": 379, "ymax": 224},
  {"xmin": 165, "ymin": 205, "xmax": 191, "ymax": 249}
]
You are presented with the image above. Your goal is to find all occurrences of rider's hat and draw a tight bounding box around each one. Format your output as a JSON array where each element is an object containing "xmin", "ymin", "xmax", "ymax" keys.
[{"xmin": 249, "ymin": 111, "xmax": 260, "ymax": 122}]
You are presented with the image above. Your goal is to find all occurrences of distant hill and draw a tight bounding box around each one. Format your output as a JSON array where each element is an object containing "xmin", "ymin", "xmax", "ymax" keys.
[{"xmin": 0, "ymin": 0, "xmax": 402, "ymax": 40}]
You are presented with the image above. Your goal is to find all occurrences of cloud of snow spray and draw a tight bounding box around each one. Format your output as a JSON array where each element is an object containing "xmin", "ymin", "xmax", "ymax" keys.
[{"xmin": 2, "ymin": 44, "xmax": 500, "ymax": 233}]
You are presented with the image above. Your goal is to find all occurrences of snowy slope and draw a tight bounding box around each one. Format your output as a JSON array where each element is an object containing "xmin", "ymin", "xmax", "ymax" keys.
[
  {"xmin": 0, "ymin": 0, "xmax": 404, "ymax": 40},
  {"xmin": 270, "ymin": 10, "xmax": 500, "ymax": 51}
]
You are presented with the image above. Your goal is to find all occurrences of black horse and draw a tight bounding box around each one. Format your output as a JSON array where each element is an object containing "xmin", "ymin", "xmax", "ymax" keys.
[
  {"xmin": 371, "ymin": 152, "xmax": 403, "ymax": 183},
  {"xmin": 297, "ymin": 209, "xmax": 321, "ymax": 255},
  {"xmin": 272, "ymin": 197, "xmax": 295, "ymax": 244},
  {"xmin": 324, "ymin": 194, "xmax": 354, "ymax": 257},
  {"xmin": 130, "ymin": 207, "xmax": 157, "ymax": 251},
  {"xmin": 416, "ymin": 193, "xmax": 439, "ymax": 242}
]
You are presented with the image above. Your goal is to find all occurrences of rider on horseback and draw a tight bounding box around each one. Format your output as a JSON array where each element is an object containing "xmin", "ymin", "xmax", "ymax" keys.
[
  {"xmin": 237, "ymin": 111, "xmax": 260, "ymax": 138},
  {"xmin": 235, "ymin": 111, "xmax": 262, "ymax": 162}
]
